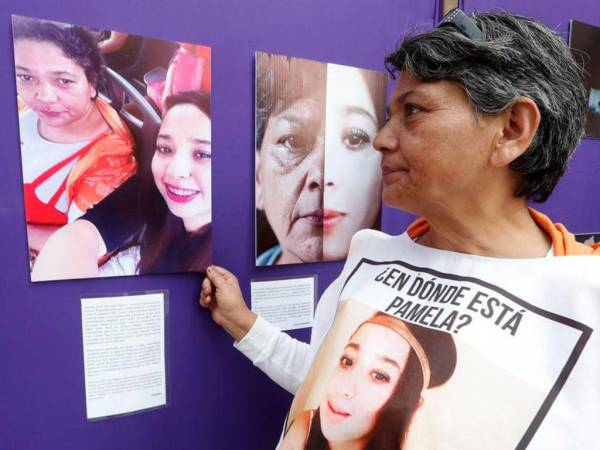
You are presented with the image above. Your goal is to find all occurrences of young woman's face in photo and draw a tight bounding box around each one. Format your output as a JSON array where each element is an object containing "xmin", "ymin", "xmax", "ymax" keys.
[
  {"xmin": 320, "ymin": 323, "xmax": 411, "ymax": 446},
  {"xmin": 152, "ymin": 103, "xmax": 212, "ymax": 232},
  {"xmin": 323, "ymin": 65, "xmax": 382, "ymax": 261},
  {"xmin": 14, "ymin": 40, "xmax": 96, "ymax": 131},
  {"xmin": 256, "ymin": 95, "xmax": 325, "ymax": 264}
]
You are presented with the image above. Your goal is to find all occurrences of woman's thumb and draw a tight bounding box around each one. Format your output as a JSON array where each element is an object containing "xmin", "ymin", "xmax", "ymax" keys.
[{"xmin": 206, "ymin": 265, "xmax": 227, "ymax": 287}]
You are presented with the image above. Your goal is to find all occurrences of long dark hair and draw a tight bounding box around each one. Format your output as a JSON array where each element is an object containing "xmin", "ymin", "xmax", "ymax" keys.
[{"xmin": 138, "ymin": 90, "xmax": 211, "ymax": 274}]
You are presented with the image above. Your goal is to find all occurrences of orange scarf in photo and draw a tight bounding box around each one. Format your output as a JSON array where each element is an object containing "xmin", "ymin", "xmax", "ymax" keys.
[{"xmin": 65, "ymin": 98, "xmax": 136, "ymax": 214}]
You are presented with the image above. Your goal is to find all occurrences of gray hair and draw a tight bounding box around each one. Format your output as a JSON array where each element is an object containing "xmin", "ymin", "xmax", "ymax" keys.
[{"xmin": 385, "ymin": 12, "xmax": 587, "ymax": 202}]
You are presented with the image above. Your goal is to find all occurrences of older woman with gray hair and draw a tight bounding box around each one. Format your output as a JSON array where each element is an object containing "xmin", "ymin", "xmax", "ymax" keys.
[{"xmin": 201, "ymin": 9, "xmax": 600, "ymax": 449}]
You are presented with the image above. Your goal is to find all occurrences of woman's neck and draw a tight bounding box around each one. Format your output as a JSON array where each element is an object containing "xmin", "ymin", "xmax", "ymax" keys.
[
  {"xmin": 38, "ymin": 100, "xmax": 110, "ymax": 143},
  {"xmin": 329, "ymin": 438, "xmax": 367, "ymax": 450},
  {"xmin": 183, "ymin": 212, "xmax": 211, "ymax": 233},
  {"xmin": 416, "ymin": 200, "xmax": 551, "ymax": 258}
]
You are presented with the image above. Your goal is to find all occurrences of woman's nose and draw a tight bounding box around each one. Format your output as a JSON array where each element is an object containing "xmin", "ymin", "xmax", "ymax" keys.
[
  {"xmin": 306, "ymin": 135, "xmax": 325, "ymax": 190},
  {"xmin": 324, "ymin": 139, "xmax": 340, "ymax": 189},
  {"xmin": 37, "ymin": 82, "xmax": 58, "ymax": 103},
  {"xmin": 373, "ymin": 122, "xmax": 399, "ymax": 154},
  {"xmin": 338, "ymin": 374, "xmax": 357, "ymax": 399},
  {"xmin": 166, "ymin": 153, "xmax": 191, "ymax": 178}
]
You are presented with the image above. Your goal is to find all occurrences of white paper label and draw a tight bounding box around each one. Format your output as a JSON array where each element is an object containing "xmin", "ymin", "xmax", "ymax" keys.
[
  {"xmin": 251, "ymin": 277, "xmax": 315, "ymax": 331},
  {"xmin": 81, "ymin": 292, "xmax": 166, "ymax": 420}
]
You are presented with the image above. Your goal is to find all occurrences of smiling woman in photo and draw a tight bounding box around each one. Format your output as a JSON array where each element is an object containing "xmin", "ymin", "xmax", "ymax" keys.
[
  {"xmin": 32, "ymin": 90, "xmax": 211, "ymax": 278},
  {"xmin": 280, "ymin": 313, "xmax": 456, "ymax": 450}
]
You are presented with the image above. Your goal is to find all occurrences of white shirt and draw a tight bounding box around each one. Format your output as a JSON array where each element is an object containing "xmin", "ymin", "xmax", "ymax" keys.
[
  {"xmin": 19, "ymin": 110, "xmax": 90, "ymax": 221},
  {"xmin": 236, "ymin": 229, "xmax": 600, "ymax": 449}
]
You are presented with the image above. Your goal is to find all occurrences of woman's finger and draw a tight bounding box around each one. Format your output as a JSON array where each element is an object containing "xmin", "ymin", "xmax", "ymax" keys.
[
  {"xmin": 206, "ymin": 265, "xmax": 239, "ymax": 289},
  {"xmin": 201, "ymin": 277, "xmax": 212, "ymax": 295},
  {"xmin": 205, "ymin": 266, "xmax": 227, "ymax": 287},
  {"xmin": 199, "ymin": 293, "xmax": 212, "ymax": 308},
  {"xmin": 209, "ymin": 265, "xmax": 236, "ymax": 281}
]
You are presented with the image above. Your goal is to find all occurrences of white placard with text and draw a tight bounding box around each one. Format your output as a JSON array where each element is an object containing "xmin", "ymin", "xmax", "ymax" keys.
[
  {"xmin": 81, "ymin": 291, "xmax": 167, "ymax": 420},
  {"xmin": 251, "ymin": 276, "xmax": 316, "ymax": 331}
]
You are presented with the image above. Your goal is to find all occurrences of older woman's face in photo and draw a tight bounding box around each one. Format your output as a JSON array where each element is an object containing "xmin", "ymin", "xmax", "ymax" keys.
[
  {"xmin": 319, "ymin": 323, "xmax": 411, "ymax": 446},
  {"xmin": 152, "ymin": 103, "xmax": 212, "ymax": 232},
  {"xmin": 14, "ymin": 40, "xmax": 96, "ymax": 130},
  {"xmin": 256, "ymin": 96, "xmax": 325, "ymax": 263},
  {"xmin": 374, "ymin": 71, "xmax": 501, "ymax": 215},
  {"xmin": 323, "ymin": 65, "xmax": 382, "ymax": 261}
]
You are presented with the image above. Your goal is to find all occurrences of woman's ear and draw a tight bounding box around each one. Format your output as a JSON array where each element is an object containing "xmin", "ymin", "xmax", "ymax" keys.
[
  {"xmin": 255, "ymin": 150, "xmax": 264, "ymax": 210},
  {"xmin": 418, "ymin": 396, "xmax": 424, "ymax": 409},
  {"xmin": 490, "ymin": 97, "xmax": 541, "ymax": 168}
]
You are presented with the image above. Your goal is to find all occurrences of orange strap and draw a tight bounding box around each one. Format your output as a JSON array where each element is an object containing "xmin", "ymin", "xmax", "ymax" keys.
[{"xmin": 406, "ymin": 208, "xmax": 600, "ymax": 256}]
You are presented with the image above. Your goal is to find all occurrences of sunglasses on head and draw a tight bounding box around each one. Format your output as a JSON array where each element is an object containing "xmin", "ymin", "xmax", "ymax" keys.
[{"xmin": 437, "ymin": 8, "xmax": 483, "ymax": 41}]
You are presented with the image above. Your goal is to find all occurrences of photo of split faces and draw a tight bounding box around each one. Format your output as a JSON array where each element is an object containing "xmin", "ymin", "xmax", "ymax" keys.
[{"xmin": 255, "ymin": 52, "xmax": 387, "ymax": 266}]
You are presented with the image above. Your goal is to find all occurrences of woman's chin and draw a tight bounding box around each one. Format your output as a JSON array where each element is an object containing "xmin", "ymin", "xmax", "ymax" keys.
[
  {"xmin": 323, "ymin": 235, "xmax": 352, "ymax": 261},
  {"xmin": 322, "ymin": 250, "xmax": 346, "ymax": 261},
  {"xmin": 180, "ymin": 212, "xmax": 211, "ymax": 233}
]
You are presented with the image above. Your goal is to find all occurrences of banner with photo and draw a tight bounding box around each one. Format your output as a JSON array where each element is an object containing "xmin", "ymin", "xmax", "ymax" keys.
[
  {"xmin": 254, "ymin": 52, "xmax": 386, "ymax": 266},
  {"xmin": 12, "ymin": 15, "xmax": 211, "ymax": 280},
  {"xmin": 281, "ymin": 249, "xmax": 597, "ymax": 449}
]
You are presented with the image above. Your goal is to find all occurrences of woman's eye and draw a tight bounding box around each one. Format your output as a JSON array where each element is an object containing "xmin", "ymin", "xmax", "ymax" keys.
[
  {"xmin": 156, "ymin": 145, "xmax": 172, "ymax": 154},
  {"xmin": 340, "ymin": 355, "xmax": 353, "ymax": 368},
  {"xmin": 370, "ymin": 370, "xmax": 391, "ymax": 383},
  {"xmin": 342, "ymin": 127, "xmax": 371, "ymax": 150},
  {"xmin": 194, "ymin": 150, "xmax": 212, "ymax": 161},
  {"xmin": 278, "ymin": 134, "xmax": 306, "ymax": 151},
  {"xmin": 17, "ymin": 74, "xmax": 33, "ymax": 83},
  {"xmin": 57, "ymin": 78, "xmax": 75, "ymax": 86},
  {"xmin": 405, "ymin": 104, "xmax": 422, "ymax": 116}
]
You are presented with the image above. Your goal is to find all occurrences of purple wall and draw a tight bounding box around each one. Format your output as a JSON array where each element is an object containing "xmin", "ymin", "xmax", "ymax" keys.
[
  {"xmin": 0, "ymin": 1, "xmax": 434, "ymax": 450},
  {"xmin": 1, "ymin": 0, "xmax": 599, "ymax": 449}
]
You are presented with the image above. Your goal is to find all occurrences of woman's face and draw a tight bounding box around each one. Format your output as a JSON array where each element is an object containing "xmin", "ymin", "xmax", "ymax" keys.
[
  {"xmin": 373, "ymin": 71, "xmax": 502, "ymax": 216},
  {"xmin": 14, "ymin": 40, "xmax": 96, "ymax": 130},
  {"xmin": 256, "ymin": 96, "xmax": 325, "ymax": 264},
  {"xmin": 152, "ymin": 103, "xmax": 212, "ymax": 232},
  {"xmin": 323, "ymin": 65, "xmax": 382, "ymax": 260},
  {"xmin": 320, "ymin": 323, "xmax": 411, "ymax": 446}
]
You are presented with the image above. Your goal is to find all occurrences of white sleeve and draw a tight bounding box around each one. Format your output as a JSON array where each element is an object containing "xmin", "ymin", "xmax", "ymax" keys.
[
  {"xmin": 233, "ymin": 316, "xmax": 312, "ymax": 394},
  {"xmin": 232, "ymin": 273, "xmax": 346, "ymax": 395},
  {"xmin": 233, "ymin": 230, "xmax": 376, "ymax": 394}
]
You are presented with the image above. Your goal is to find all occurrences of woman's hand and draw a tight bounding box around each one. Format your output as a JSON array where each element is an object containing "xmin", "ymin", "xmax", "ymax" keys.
[{"xmin": 199, "ymin": 265, "xmax": 257, "ymax": 341}]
